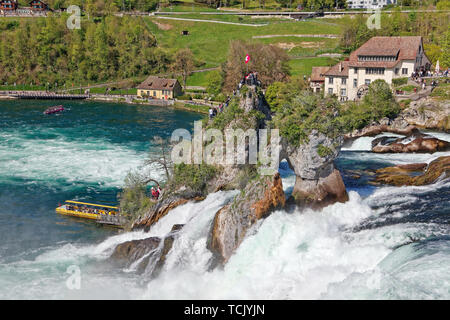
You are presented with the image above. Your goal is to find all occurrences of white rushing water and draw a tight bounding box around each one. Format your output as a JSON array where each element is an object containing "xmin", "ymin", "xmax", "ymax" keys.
[
  {"xmin": 341, "ymin": 131, "xmax": 450, "ymax": 166},
  {"xmin": 1, "ymin": 128, "xmax": 448, "ymax": 300},
  {"xmin": 342, "ymin": 131, "xmax": 450, "ymax": 152},
  {"xmin": 2, "ymin": 177, "xmax": 448, "ymax": 300},
  {"xmin": 0, "ymin": 127, "xmax": 156, "ymax": 188}
]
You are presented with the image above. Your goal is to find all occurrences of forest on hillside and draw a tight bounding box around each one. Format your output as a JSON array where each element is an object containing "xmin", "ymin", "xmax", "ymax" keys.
[
  {"xmin": 0, "ymin": 7, "xmax": 448, "ymax": 87},
  {"xmin": 0, "ymin": 16, "xmax": 171, "ymax": 86}
]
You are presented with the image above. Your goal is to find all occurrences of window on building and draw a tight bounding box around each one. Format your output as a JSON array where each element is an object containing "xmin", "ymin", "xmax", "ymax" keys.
[
  {"xmin": 328, "ymin": 77, "xmax": 333, "ymax": 84},
  {"xmin": 341, "ymin": 78, "xmax": 346, "ymax": 85},
  {"xmin": 354, "ymin": 68, "xmax": 358, "ymax": 74},
  {"xmin": 353, "ymin": 79, "xmax": 357, "ymax": 88},
  {"xmin": 402, "ymin": 68, "xmax": 408, "ymax": 75},
  {"xmin": 365, "ymin": 79, "xmax": 371, "ymax": 86},
  {"xmin": 395, "ymin": 68, "xmax": 399, "ymax": 75},
  {"xmin": 365, "ymin": 68, "xmax": 385, "ymax": 75},
  {"xmin": 341, "ymin": 88, "xmax": 346, "ymax": 96},
  {"xmin": 328, "ymin": 88, "xmax": 333, "ymax": 95},
  {"xmin": 153, "ymin": 91, "xmax": 156, "ymax": 97}
]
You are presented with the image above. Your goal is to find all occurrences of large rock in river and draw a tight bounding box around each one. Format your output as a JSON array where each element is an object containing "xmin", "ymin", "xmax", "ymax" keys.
[
  {"xmin": 371, "ymin": 131, "xmax": 450, "ymax": 153},
  {"xmin": 208, "ymin": 173, "xmax": 285, "ymax": 265},
  {"xmin": 374, "ymin": 156, "xmax": 450, "ymax": 186},
  {"xmin": 279, "ymin": 130, "xmax": 348, "ymax": 207}
]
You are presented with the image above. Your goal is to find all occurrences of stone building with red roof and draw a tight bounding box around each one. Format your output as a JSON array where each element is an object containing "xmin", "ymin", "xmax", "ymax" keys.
[{"xmin": 324, "ymin": 36, "xmax": 431, "ymax": 101}]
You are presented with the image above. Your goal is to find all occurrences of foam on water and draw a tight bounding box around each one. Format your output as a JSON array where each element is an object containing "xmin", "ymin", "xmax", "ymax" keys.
[
  {"xmin": 0, "ymin": 127, "xmax": 152, "ymax": 188},
  {"xmin": 0, "ymin": 181, "xmax": 447, "ymax": 299},
  {"xmin": 140, "ymin": 180, "xmax": 449, "ymax": 299}
]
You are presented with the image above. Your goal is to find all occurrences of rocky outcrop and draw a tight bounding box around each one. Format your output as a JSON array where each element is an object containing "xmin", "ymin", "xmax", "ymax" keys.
[
  {"xmin": 208, "ymin": 173, "xmax": 285, "ymax": 265},
  {"xmin": 345, "ymin": 97, "xmax": 449, "ymax": 141},
  {"xmin": 402, "ymin": 98, "xmax": 450, "ymax": 131},
  {"xmin": 371, "ymin": 131, "xmax": 450, "ymax": 153},
  {"xmin": 109, "ymin": 224, "xmax": 184, "ymax": 277},
  {"xmin": 109, "ymin": 236, "xmax": 161, "ymax": 271},
  {"xmin": 291, "ymin": 169, "xmax": 349, "ymax": 208},
  {"xmin": 373, "ymin": 156, "xmax": 450, "ymax": 186},
  {"xmin": 128, "ymin": 85, "xmax": 348, "ymax": 270},
  {"xmin": 132, "ymin": 191, "xmax": 204, "ymax": 232},
  {"xmin": 279, "ymin": 130, "xmax": 348, "ymax": 207}
]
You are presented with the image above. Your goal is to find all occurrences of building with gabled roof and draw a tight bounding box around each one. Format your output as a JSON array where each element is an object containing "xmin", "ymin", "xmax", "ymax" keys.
[
  {"xmin": 137, "ymin": 76, "xmax": 182, "ymax": 100},
  {"xmin": 324, "ymin": 36, "xmax": 431, "ymax": 101},
  {"xmin": 0, "ymin": 0, "xmax": 18, "ymax": 11},
  {"xmin": 310, "ymin": 66, "xmax": 331, "ymax": 93}
]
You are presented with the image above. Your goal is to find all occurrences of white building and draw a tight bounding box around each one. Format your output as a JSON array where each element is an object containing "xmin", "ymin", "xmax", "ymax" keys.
[
  {"xmin": 324, "ymin": 36, "xmax": 431, "ymax": 101},
  {"xmin": 346, "ymin": 0, "xmax": 396, "ymax": 9}
]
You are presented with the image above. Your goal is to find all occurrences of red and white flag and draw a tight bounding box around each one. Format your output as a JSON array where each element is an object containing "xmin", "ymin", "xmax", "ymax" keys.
[{"xmin": 245, "ymin": 54, "xmax": 250, "ymax": 64}]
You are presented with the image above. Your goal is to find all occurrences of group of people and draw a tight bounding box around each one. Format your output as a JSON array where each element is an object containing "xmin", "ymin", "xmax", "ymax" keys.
[
  {"xmin": 209, "ymin": 96, "xmax": 232, "ymax": 120},
  {"xmin": 208, "ymin": 71, "xmax": 261, "ymax": 121},
  {"xmin": 65, "ymin": 204, "xmax": 116, "ymax": 216},
  {"xmin": 151, "ymin": 186, "xmax": 162, "ymax": 200}
]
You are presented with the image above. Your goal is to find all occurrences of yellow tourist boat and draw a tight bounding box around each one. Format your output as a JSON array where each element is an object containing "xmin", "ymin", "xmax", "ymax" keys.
[{"xmin": 56, "ymin": 200, "xmax": 119, "ymax": 221}]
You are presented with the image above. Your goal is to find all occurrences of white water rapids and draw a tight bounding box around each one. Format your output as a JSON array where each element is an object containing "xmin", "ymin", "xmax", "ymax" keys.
[{"xmin": 0, "ymin": 133, "xmax": 449, "ymax": 299}]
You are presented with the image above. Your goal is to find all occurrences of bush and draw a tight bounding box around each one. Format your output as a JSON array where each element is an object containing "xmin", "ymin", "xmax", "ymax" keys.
[
  {"xmin": 177, "ymin": 94, "xmax": 192, "ymax": 100},
  {"xmin": 171, "ymin": 163, "xmax": 218, "ymax": 195},
  {"xmin": 118, "ymin": 172, "xmax": 155, "ymax": 221},
  {"xmin": 272, "ymin": 92, "xmax": 342, "ymax": 146},
  {"xmin": 392, "ymin": 77, "xmax": 408, "ymax": 87}
]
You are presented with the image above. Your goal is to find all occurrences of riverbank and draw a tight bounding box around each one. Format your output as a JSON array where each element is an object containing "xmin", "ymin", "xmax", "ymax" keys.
[{"xmin": 0, "ymin": 92, "xmax": 210, "ymax": 115}]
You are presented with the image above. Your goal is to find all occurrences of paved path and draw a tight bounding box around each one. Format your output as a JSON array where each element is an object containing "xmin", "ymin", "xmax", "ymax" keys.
[
  {"xmin": 155, "ymin": 16, "xmax": 268, "ymax": 27},
  {"xmin": 252, "ymin": 34, "xmax": 338, "ymax": 39}
]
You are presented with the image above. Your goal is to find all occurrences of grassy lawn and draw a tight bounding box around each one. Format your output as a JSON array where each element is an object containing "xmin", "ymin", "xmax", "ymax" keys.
[
  {"xmin": 145, "ymin": 17, "xmax": 343, "ymax": 68},
  {"xmin": 67, "ymin": 87, "xmax": 138, "ymax": 95},
  {"xmin": 288, "ymin": 57, "xmax": 338, "ymax": 77},
  {"xmin": 186, "ymin": 70, "xmax": 217, "ymax": 87},
  {"xmin": 0, "ymin": 85, "xmax": 46, "ymax": 91}
]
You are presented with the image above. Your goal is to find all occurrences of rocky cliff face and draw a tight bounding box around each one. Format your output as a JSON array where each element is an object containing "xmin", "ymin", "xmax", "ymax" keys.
[{"xmin": 208, "ymin": 173, "xmax": 285, "ymax": 265}]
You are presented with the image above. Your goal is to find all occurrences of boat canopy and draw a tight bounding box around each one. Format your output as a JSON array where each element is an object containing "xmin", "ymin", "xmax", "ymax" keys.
[{"xmin": 65, "ymin": 200, "xmax": 119, "ymax": 209}]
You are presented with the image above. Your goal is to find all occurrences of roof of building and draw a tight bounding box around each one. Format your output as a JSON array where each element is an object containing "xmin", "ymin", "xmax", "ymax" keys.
[
  {"xmin": 310, "ymin": 66, "xmax": 331, "ymax": 82},
  {"xmin": 324, "ymin": 61, "xmax": 349, "ymax": 77},
  {"xmin": 348, "ymin": 36, "xmax": 423, "ymax": 68},
  {"xmin": 137, "ymin": 76, "xmax": 179, "ymax": 91}
]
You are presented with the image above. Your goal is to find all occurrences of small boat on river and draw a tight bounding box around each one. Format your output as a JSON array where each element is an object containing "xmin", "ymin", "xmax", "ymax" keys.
[
  {"xmin": 44, "ymin": 105, "xmax": 64, "ymax": 115},
  {"xmin": 56, "ymin": 200, "xmax": 126, "ymax": 227}
]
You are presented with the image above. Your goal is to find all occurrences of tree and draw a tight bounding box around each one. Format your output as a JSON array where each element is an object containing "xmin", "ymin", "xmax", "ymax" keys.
[
  {"xmin": 143, "ymin": 136, "xmax": 173, "ymax": 184},
  {"xmin": 173, "ymin": 48, "xmax": 194, "ymax": 91},
  {"xmin": 206, "ymin": 70, "xmax": 223, "ymax": 96},
  {"xmin": 223, "ymin": 41, "xmax": 290, "ymax": 92},
  {"xmin": 440, "ymin": 26, "xmax": 450, "ymax": 69},
  {"xmin": 363, "ymin": 80, "xmax": 400, "ymax": 120}
]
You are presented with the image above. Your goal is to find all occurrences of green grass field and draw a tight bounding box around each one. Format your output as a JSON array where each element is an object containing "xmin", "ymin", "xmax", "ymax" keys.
[
  {"xmin": 186, "ymin": 70, "xmax": 217, "ymax": 87},
  {"xmin": 145, "ymin": 16, "xmax": 343, "ymax": 69},
  {"xmin": 288, "ymin": 57, "xmax": 339, "ymax": 77}
]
